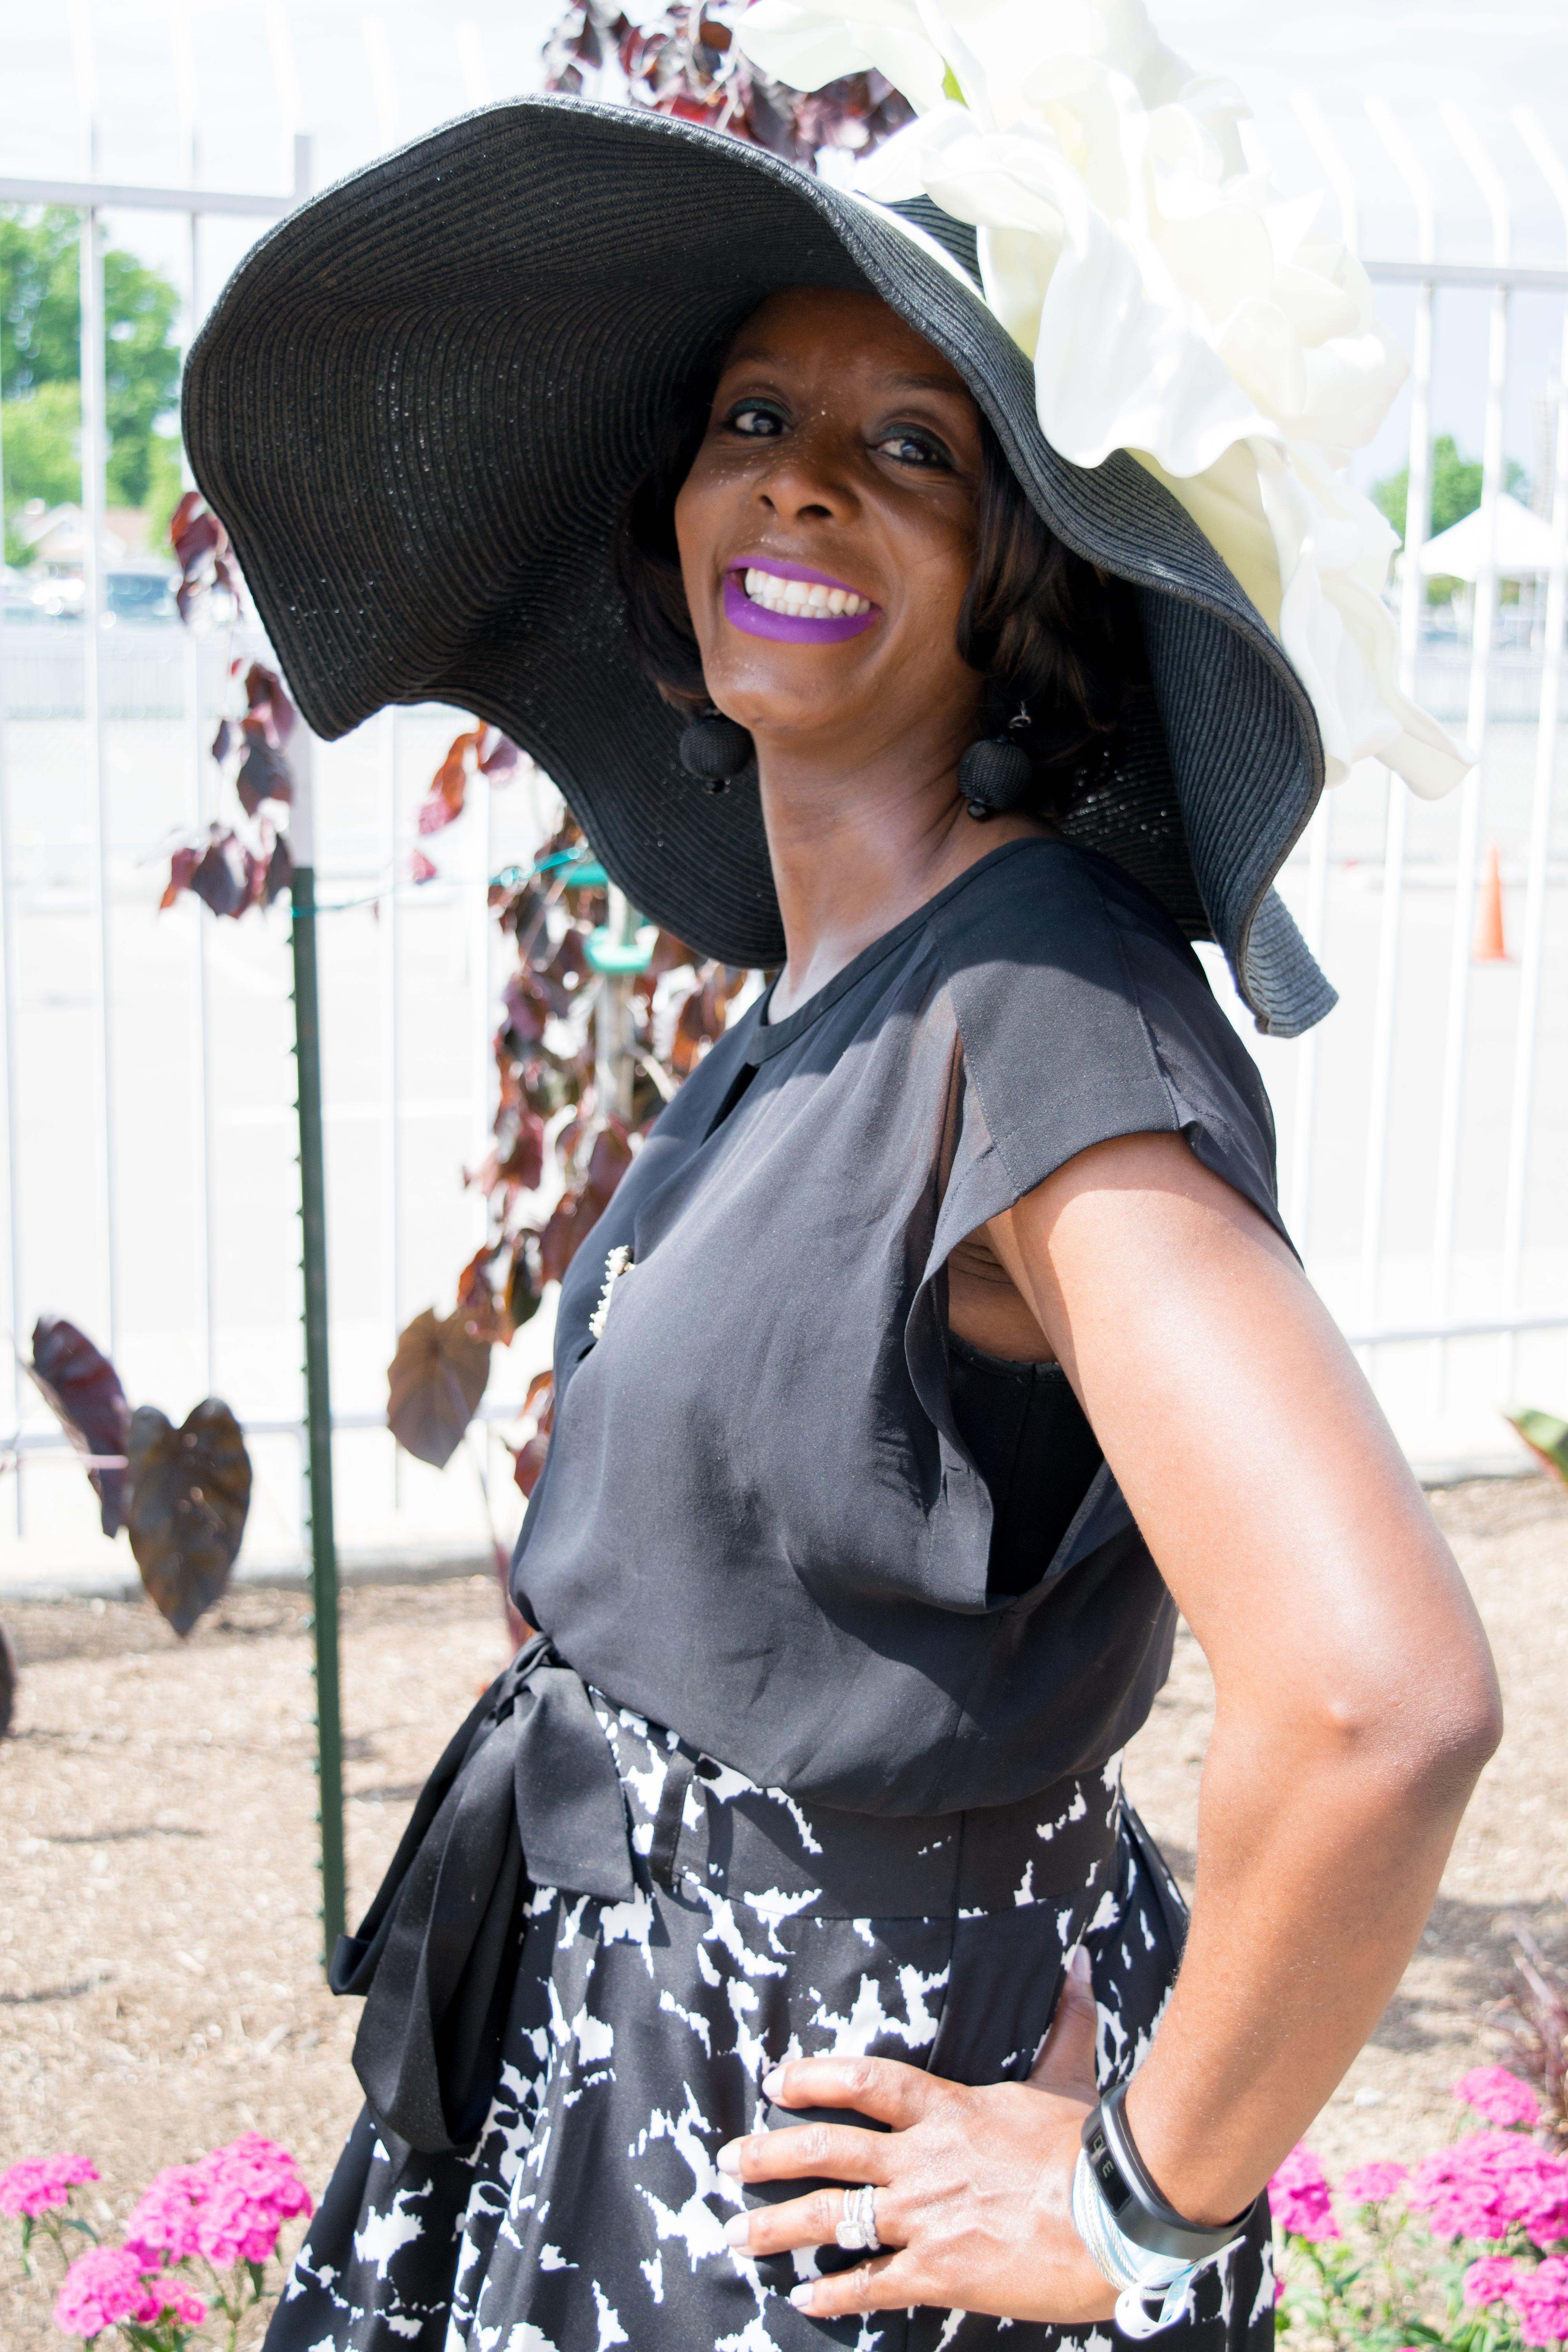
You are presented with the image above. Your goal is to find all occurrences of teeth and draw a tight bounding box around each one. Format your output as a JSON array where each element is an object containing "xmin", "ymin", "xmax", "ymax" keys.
[{"xmin": 741, "ymin": 567, "xmax": 871, "ymax": 619}]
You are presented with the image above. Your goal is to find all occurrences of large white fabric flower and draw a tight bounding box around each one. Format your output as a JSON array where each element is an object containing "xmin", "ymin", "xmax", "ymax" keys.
[{"xmin": 737, "ymin": 0, "xmax": 1466, "ymax": 797}]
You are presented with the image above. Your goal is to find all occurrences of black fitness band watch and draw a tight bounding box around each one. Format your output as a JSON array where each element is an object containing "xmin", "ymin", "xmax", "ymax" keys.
[{"xmin": 1081, "ymin": 2083, "xmax": 1257, "ymax": 2263}]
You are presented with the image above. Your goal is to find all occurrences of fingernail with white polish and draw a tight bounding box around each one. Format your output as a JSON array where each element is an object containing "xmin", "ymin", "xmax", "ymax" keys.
[
  {"xmin": 789, "ymin": 2285, "xmax": 816, "ymax": 2310},
  {"xmin": 723, "ymin": 2214, "xmax": 751, "ymax": 2248},
  {"xmin": 1069, "ymin": 1943, "xmax": 1092, "ymax": 1982},
  {"xmin": 762, "ymin": 2066, "xmax": 785, "ymax": 2100},
  {"xmin": 717, "ymin": 2139, "xmax": 746, "ymax": 2176}
]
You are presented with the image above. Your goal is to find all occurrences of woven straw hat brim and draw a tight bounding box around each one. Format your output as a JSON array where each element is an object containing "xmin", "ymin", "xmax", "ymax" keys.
[{"xmin": 182, "ymin": 94, "xmax": 1332, "ymax": 1035}]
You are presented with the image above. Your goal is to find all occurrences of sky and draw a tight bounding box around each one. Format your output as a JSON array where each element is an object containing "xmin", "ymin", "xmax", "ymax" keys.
[{"xmin": 2, "ymin": 0, "xmax": 1566, "ymax": 497}]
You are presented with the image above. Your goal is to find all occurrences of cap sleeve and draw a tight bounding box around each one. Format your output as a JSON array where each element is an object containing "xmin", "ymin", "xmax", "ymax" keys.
[{"xmin": 925, "ymin": 842, "xmax": 1289, "ymax": 1270}]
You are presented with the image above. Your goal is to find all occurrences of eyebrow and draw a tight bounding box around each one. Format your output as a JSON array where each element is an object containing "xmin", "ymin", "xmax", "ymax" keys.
[{"xmin": 719, "ymin": 348, "xmax": 969, "ymax": 401}]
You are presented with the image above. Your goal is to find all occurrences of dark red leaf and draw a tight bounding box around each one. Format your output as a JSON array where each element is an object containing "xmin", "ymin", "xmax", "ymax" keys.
[
  {"xmin": 503, "ymin": 971, "xmax": 552, "ymax": 1047},
  {"xmin": 511, "ymin": 1432, "xmax": 551, "ymax": 1499},
  {"xmin": 417, "ymin": 727, "xmax": 482, "ymax": 835},
  {"xmin": 262, "ymin": 832, "xmax": 294, "ymax": 906},
  {"xmin": 456, "ymin": 1243, "xmax": 514, "ymax": 1346},
  {"xmin": 190, "ymin": 831, "xmax": 248, "ymax": 919},
  {"xmin": 539, "ymin": 1186, "xmax": 607, "ymax": 1285},
  {"xmin": 172, "ymin": 509, "xmax": 220, "ymax": 570},
  {"xmin": 497, "ymin": 1110, "xmax": 546, "ymax": 1191},
  {"xmin": 211, "ymin": 717, "xmax": 234, "ymax": 764},
  {"xmin": 244, "ymin": 661, "xmax": 298, "ymax": 746},
  {"xmin": 506, "ymin": 1234, "xmax": 546, "ymax": 1330},
  {"xmin": 387, "ymin": 1307, "xmax": 492, "ymax": 1468},
  {"xmin": 169, "ymin": 490, "xmax": 204, "ymax": 550},
  {"xmin": 126, "ymin": 1398, "xmax": 252, "ymax": 1636},
  {"xmin": 479, "ymin": 729, "xmax": 521, "ymax": 780},
  {"xmin": 236, "ymin": 721, "xmax": 293, "ymax": 814},
  {"xmin": 28, "ymin": 1316, "xmax": 131, "ymax": 1537},
  {"xmin": 584, "ymin": 1118, "xmax": 633, "ymax": 1201},
  {"xmin": 160, "ymin": 844, "xmax": 201, "ymax": 911}
]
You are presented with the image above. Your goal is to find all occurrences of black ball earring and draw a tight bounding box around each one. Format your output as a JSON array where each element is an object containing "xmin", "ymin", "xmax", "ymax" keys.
[
  {"xmin": 958, "ymin": 706, "xmax": 1034, "ymax": 820},
  {"xmin": 679, "ymin": 706, "xmax": 753, "ymax": 794}
]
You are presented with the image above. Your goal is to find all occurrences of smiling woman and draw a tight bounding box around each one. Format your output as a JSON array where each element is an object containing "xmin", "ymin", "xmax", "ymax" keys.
[{"xmin": 182, "ymin": 71, "xmax": 1499, "ymax": 2352}]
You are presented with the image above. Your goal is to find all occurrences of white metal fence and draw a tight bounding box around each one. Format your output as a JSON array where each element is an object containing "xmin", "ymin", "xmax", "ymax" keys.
[{"xmin": 2, "ymin": 90, "xmax": 1567, "ymax": 1597}]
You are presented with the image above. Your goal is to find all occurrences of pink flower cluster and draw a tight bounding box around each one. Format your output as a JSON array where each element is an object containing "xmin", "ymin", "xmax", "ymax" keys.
[
  {"xmin": 1407, "ymin": 2130, "xmax": 1568, "ymax": 2249},
  {"xmin": 0, "ymin": 2156, "xmax": 99, "ymax": 2219},
  {"xmin": 1339, "ymin": 2161, "xmax": 1410, "ymax": 2207},
  {"xmin": 40, "ymin": 2136, "xmax": 313, "ymax": 2343},
  {"xmin": 1463, "ymin": 2254, "xmax": 1568, "ymax": 2346},
  {"xmin": 1456, "ymin": 2066, "xmax": 1543, "ymax": 2131},
  {"xmin": 122, "ymin": 2135, "xmax": 312, "ymax": 2272},
  {"xmin": 1268, "ymin": 2145, "xmax": 1341, "ymax": 2242},
  {"xmin": 53, "ymin": 2248, "xmax": 207, "ymax": 2339}
]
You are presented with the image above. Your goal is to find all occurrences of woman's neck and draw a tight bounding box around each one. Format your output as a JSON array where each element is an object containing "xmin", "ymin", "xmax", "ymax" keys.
[{"xmin": 758, "ymin": 734, "xmax": 1050, "ymax": 1020}]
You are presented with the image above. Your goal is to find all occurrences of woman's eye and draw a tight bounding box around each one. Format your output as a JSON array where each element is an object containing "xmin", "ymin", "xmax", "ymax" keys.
[
  {"xmin": 875, "ymin": 430, "xmax": 950, "ymax": 468},
  {"xmin": 725, "ymin": 404, "xmax": 786, "ymax": 438}
]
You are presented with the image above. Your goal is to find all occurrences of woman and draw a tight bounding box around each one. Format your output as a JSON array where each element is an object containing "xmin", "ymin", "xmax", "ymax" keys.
[{"xmin": 186, "ymin": 94, "xmax": 1501, "ymax": 2352}]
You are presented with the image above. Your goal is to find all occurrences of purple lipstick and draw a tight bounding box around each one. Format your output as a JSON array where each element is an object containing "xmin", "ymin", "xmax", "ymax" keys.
[{"xmin": 723, "ymin": 557, "xmax": 881, "ymax": 644}]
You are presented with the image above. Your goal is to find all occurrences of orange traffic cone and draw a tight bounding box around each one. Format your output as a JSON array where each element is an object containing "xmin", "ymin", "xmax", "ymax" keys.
[{"xmin": 1473, "ymin": 843, "xmax": 1509, "ymax": 963}]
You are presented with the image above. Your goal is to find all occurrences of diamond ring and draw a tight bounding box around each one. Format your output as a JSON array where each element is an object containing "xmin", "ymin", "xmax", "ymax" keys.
[{"xmin": 835, "ymin": 2184, "xmax": 881, "ymax": 2253}]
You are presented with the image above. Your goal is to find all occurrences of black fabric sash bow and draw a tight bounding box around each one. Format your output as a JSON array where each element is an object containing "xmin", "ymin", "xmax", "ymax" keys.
[{"xmin": 329, "ymin": 1633, "xmax": 635, "ymax": 2155}]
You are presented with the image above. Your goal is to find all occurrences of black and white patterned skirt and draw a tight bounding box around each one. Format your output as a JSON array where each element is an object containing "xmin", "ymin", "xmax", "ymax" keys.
[{"xmin": 267, "ymin": 1694, "xmax": 1274, "ymax": 2351}]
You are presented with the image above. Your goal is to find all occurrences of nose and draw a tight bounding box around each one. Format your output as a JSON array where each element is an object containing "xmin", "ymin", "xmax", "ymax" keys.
[{"xmin": 751, "ymin": 419, "xmax": 860, "ymax": 528}]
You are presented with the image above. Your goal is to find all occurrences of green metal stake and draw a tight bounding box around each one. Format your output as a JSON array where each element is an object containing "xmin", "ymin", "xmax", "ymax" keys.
[{"xmin": 290, "ymin": 738, "xmax": 346, "ymax": 1971}]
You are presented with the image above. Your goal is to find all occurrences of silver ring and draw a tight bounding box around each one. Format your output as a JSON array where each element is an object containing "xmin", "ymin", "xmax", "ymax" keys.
[{"xmin": 835, "ymin": 2184, "xmax": 881, "ymax": 2254}]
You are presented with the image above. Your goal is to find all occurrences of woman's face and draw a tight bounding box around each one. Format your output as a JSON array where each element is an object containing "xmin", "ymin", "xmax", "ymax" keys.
[{"xmin": 674, "ymin": 288, "xmax": 985, "ymax": 757}]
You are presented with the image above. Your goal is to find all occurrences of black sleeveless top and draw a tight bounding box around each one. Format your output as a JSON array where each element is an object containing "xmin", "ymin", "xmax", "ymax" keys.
[{"xmin": 511, "ymin": 839, "xmax": 1286, "ymax": 1815}]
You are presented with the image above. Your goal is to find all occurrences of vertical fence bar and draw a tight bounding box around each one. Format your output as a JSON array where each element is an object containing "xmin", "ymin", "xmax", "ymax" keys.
[
  {"xmin": 173, "ymin": 72, "xmax": 219, "ymax": 1396},
  {"xmin": 1358, "ymin": 103, "xmax": 1436, "ymax": 1356},
  {"xmin": 0, "ymin": 338, "xmax": 23, "ymax": 1530},
  {"xmin": 1291, "ymin": 90, "xmax": 1359, "ymax": 255},
  {"xmin": 79, "ymin": 201, "xmax": 119, "ymax": 1358},
  {"xmin": 379, "ymin": 707, "xmax": 403, "ymax": 1505},
  {"xmin": 1429, "ymin": 107, "xmax": 1511, "ymax": 1374},
  {"xmin": 1287, "ymin": 799, "xmax": 1332, "ymax": 1250},
  {"xmin": 291, "ymin": 741, "xmax": 345, "ymax": 1968},
  {"xmin": 1503, "ymin": 110, "xmax": 1568, "ymax": 1392}
]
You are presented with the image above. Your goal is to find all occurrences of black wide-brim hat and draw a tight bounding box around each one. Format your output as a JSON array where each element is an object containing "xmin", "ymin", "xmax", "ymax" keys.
[{"xmin": 183, "ymin": 94, "xmax": 1334, "ymax": 1036}]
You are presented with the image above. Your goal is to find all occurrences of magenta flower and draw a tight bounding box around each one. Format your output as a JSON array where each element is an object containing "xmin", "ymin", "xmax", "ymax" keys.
[
  {"xmin": 146, "ymin": 2272, "xmax": 208, "ymax": 2327},
  {"xmin": 1340, "ymin": 2161, "xmax": 1409, "ymax": 2207},
  {"xmin": 122, "ymin": 2136, "xmax": 312, "ymax": 2273},
  {"xmin": 1408, "ymin": 2130, "xmax": 1568, "ymax": 2248},
  {"xmin": 1456, "ymin": 2067, "xmax": 1543, "ymax": 2131},
  {"xmin": 1465, "ymin": 2255, "xmax": 1524, "ymax": 2306},
  {"xmin": 0, "ymin": 2155, "xmax": 99, "ymax": 2219},
  {"xmin": 1268, "ymin": 2145, "xmax": 1341, "ymax": 2243},
  {"xmin": 1513, "ymin": 2257, "xmax": 1568, "ymax": 2348},
  {"xmin": 122, "ymin": 2165, "xmax": 206, "ymax": 2267},
  {"xmin": 53, "ymin": 2246, "xmax": 160, "ymax": 2337}
]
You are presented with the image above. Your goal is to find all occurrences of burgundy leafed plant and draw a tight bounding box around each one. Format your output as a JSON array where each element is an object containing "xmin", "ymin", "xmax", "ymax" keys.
[
  {"xmin": 386, "ymin": 795, "xmax": 753, "ymax": 1609},
  {"xmin": 162, "ymin": 662, "xmax": 298, "ymax": 920},
  {"xmin": 22, "ymin": 1318, "xmax": 252, "ymax": 1639},
  {"xmin": 542, "ymin": 0, "xmax": 913, "ymax": 171}
]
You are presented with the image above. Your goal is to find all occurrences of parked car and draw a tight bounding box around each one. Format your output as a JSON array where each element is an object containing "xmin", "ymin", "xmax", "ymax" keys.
[{"xmin": 105, "ymin": 563, "xmax": 179, "ymax": 622}]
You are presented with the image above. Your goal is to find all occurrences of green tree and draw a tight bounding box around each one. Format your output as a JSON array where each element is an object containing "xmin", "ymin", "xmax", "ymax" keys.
[
  {"xmin": 1, "ymin": 205, "xmax": 183, "ymax": 556},
  {"xmin": 1373, "ymin": 433, "xmax": 1528, "ymax": 543}
]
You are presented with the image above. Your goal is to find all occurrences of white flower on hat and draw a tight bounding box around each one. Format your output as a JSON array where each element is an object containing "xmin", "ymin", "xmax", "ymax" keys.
[{"xmin": 737, "ymin": 0, "xmax": 1466, "ymax": 797}]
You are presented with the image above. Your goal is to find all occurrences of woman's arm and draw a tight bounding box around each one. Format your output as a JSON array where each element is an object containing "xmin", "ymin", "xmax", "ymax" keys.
[
  {"xmin": 984, "ymin": 1129, "xmax": 1502, "ymax": 2225},
  {"xmin": 720, "ymin": 1129, "xmax": 1501, "ymax": 2321}
]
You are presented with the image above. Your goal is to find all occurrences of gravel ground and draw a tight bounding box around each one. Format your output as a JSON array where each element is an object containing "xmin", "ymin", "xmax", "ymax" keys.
[{"xmin": 1, "ymin": 1477, "xmax": 1564, "ymax": 2347}]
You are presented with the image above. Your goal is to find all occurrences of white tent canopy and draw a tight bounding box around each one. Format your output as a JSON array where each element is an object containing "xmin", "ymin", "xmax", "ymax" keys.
[{"xmin": 1399, "ymin": 492, "xmax": 1559, "ymax": 581}]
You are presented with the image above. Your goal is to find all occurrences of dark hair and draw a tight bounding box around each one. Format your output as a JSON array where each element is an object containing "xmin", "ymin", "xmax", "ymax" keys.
[{"xmin": 615, "ymin": 354, "xmax": 1146, "ymax": 820}]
